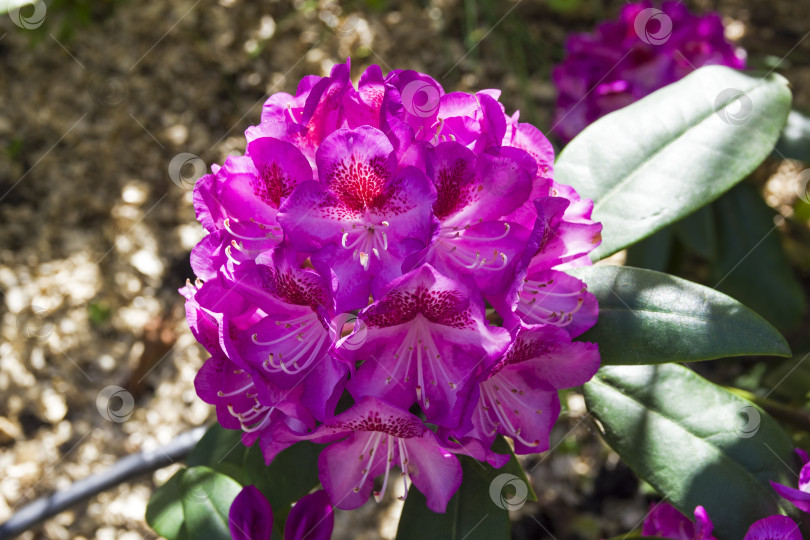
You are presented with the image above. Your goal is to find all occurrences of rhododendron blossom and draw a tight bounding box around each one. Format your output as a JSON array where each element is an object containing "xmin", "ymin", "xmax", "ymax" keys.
[
  {"xmin": 552, "ymin": 1, "xmax": 746, "ymax": 142},
  {"xmin": 184, "ymin": 58, "xmax": 601, "ymax": 514}
]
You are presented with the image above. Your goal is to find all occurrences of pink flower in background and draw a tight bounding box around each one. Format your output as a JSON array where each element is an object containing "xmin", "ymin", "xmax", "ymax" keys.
[
  {"xmin": 743, "ymin": 515, "xmax": 802, "ymax": 540},
  {"xmin": 771, "ymin": 448, "xmax": 810, "ymax": 514},
  {"xmin": 184, "ymin": 58, "xmax": 601, "ymax": 512},
  {"xmin": 640, "ymin": 502, "xmax": 804, "ymax": 540},
  {"xmin": 552, "ymin": 1, "xmax": 746, "ymax": 142},
  {"xmin": 641, "ymin": 503, "xmax": 716, "ymax": 539}
]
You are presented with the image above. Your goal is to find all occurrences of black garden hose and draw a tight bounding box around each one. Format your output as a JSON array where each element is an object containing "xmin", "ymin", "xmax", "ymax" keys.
[{"xmin": 0, "ymin": 426, "xmax": 207, "ymax": 539}]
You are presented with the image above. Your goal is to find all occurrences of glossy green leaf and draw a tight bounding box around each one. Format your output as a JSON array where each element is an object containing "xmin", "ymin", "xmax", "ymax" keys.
[
  {"xmin": 146, "ymin": 469, "xmax": 188, "ymax": 540},
  {"xmin": 584, "ymin": 364, "xmax": 799, "ymax": 539},
  {"xmin": 186, "ymin": 424, "xmax": 248, "ymax": 484},
  {"xmin": 396, "ymin": 456, "xmax": 512, "ymax": 540},
  {"xmin": 556, "ymin": 66, "xmax": 791, "ymax": 259},
  {"xmin": 711, "ymin": 183, "xmax": 805, "ymax": 332},
  {"xmin": 180, "ymin": 466, "xmax": 242, "ymax": 540},
  {"xmin": 571, "ymin": 265, "xmax": 790, "ymax": 365}
]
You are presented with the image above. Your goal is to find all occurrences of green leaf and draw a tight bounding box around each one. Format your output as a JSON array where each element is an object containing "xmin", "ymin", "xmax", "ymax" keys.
[
  {"xmin": 711, "ymin": 183, "xmax": 805, "ymax": 332},
  {"xmin": 396, "ymin": 456, "xmax": 513, "ymax": 540},
  {"xmin": 676, "ymin": 205, "xmax": 716, "ymax": 261},
  {"xmin": 491, "ymin": 436, "xmax": 537, "ymax": 502},
  {"xmin": 180, "ymin": 466, "xmax": 242, "ymax": 540},
  {"xmin": 146, "ymin": 470, "xmax": 188, "ymax": 540},
  {"xmin": 243, "ymin": 441, "xmax": 321, "ymax": 531},
  {"xmin": 571, "ymin": 265, "xmax": 791, "ymax": 365},
  {"xmin": 584, "ymin": 364, "xmax": 799, "ymax": 540},
  {"xmin": 186, "ymin": 424, "xmax": 248, "ymax": 484},
  {"xmin": 625, "ymin": 226, "xmax": 673, "ymax": 272},
  {"xmin": 556, "ymin": 66, "xmax": 792, "ymax": 260}
]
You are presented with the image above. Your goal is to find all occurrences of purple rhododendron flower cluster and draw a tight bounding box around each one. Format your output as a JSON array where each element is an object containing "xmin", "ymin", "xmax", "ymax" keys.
[
  {"xmin": 552, "ymin": 1, "xmax": 746, "ymax": 142},
  {"xmin": 182, "ymin": 59, "xmax": 602, "ymax": 512}
]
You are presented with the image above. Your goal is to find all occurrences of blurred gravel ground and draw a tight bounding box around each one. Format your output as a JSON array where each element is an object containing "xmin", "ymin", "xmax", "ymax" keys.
[{"xmin": 0, "ymin": 0, "xmax": 808, "ymax": 538}]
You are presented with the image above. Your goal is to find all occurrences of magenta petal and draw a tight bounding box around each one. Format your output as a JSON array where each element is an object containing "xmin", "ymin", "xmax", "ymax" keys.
[
  {"xmin": 285, "ymin": 490, "xmax": 334, "ymax": 540},
  {"xmin": 743, "ymin": 515, "xmax": 802, "ymax": 540},
  {"xmin": 800, "ymin": 460, "xmax": 810, "ymax": 492},
  {"xmin": 404, "ymin": 433, "xmax": 463, "ymax": 513},
  {"xmin": 343, "ymin": 264, "xmax": 511, "ymax": 429},
  {"xmin": 513, "ymin": 269, "xmax": 598, "ymax": 337},
  {"xmin": 771, "ymin": 480, "xmax": 810, "ymax": 513},
  {"xmin": 693, "ymin": 505, "xmax": 715, "ymax": 540},
  {"xmin": 318, "ymin": 432, "xmax": 389, "ymax": 510},
  {"xmin": 245, "ymin": 137, "xmax": 314, "ymax": 208},
  {"xmin": 229, "ymin": 485, "xmax": 273, "ymax": 540},
  {"xmin": 498, "ymin": 326, "xmax": 600, "ymax": 390},
  {"xmin": 477, "ymin": 368, "xmax": 560, "ymax": 454},
  {"xmin": 641, "ymin": 502, "xmax": 703, "ymax": 540},
  {"xmin": 315, "ymin": 126, "xmax": 396, "ymax": 212},
  {"xmin": 278, "ymin": 181, "xmax": 342, "ymax": 251}
]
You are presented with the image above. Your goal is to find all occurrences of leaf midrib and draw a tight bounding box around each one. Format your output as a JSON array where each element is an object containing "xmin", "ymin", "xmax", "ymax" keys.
[{"xmin": 588, "ymin": 77, "xmax": 777, "ymax": 213}]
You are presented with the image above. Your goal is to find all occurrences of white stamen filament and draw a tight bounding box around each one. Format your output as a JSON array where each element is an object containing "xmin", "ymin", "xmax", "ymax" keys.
[
  {"xmin": 341, "ymin": 221, "xmax": 390, "ymax": 272},
  {"xmin": 374, "ymin": 434, "xmax": 395, "ymax": 502},
  {"xmin": 225, "ymin": 245, "xmax": 242, "ymax": 265},
  {"xmin": 519, "ymin": 282, "xmax": 584, "ymax": 327},
  {"xmin": 439, "ymin": 225, "xmax": 509, "ymax": 272},
  {"xmin": 397, "ymin": 438, "xmax": 411, "ymax": 500},
  {"xmin": 251, "ymin": 317, "xmax": 317, "ymax": 346},
  {"xmin": 354, "ymin": 432, "xmax": 383, "ymax": 493},
  {"xmin": 481, "ymin": 379, "xmax": 540, "ymax": 447},
  {"xmin": 224, "ymin": 218, "xmax": 276, "ymax": 241},
  {"xmin": 216, "ymin": 381, "xmax": 254, "ymax": 398}
]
